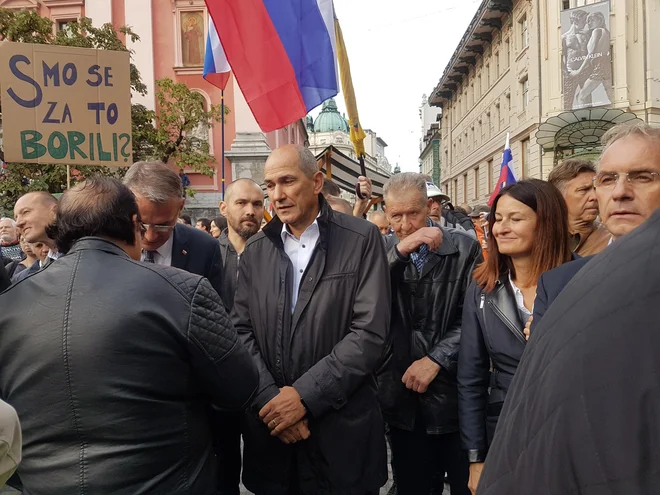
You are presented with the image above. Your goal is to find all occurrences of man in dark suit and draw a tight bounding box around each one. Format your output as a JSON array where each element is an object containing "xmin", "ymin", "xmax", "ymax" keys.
[
  {"xmin": 530, "ymin": 122, "xmax": 660, "ymax": 334},
  {"xmin": 123, "ymin": 161, "xmax": 223, "ymax": 295},
  {"xmin": 477, "ymin": 208, "xmax": 660, "ymax": 495}
]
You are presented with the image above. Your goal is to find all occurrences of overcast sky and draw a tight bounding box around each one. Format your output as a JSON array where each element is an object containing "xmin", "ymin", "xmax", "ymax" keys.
[{"xmin": 310, "ymin": 0, "xmax": 482, "ymax": 172}]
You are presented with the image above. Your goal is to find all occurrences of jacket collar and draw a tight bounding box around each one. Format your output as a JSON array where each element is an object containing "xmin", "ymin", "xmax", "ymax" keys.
[
  {"xmin": 263, "ymin": 194, "xmax": 332, "ymax": 250},
  {"xmin": 486, "ymin": 277, "xmax": 527, "ymax": 346},
  {"xmin": 67, "ymin": 237, "xmax": 132, "ymax": 259}
]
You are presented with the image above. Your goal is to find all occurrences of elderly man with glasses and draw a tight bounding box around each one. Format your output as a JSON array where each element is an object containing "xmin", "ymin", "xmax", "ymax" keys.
[
  {"xmin": 525, "ymin": 122, "xmax": 660, "ymax": 341},
  {"xmin": 123, "ymin": 161, "xmax": 223, "ymax": 296}
]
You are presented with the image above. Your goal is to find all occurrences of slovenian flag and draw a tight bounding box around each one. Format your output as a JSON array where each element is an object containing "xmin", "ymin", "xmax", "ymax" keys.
[
  {"xmin": 488, "ymin": 134, "xmax": 517, "ymax": 206},
  {"xmin": 203, "ymin": 17, "xmax": 231, "ymax": 91},
  {"xmin": 204, "ymin": 0, "xmax": 339, "ymax": 132}
]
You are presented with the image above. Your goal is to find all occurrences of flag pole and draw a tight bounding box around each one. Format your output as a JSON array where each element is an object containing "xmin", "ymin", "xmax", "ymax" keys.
[{"xmin": 221, "ymin": 89, "xmax": 225, "ymax": 200}]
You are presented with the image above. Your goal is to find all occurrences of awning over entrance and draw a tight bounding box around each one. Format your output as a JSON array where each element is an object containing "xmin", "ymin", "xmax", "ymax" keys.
[
  {"xmin": 536, "ymin": 109, "xmax": 643, "ymax": 163},
  {"xmin": 315, "ymin": 145, "xmax": 390, "ymax": 197}
]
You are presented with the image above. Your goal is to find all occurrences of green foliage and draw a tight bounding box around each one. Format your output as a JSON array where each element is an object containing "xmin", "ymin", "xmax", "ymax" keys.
[
  {"xmin": 0, "ymin": 10, "xmax": 229, "ymax": 212},
  {"xmin": 153, "ymin": 78, "xmax": 227, "ymax": 175}
]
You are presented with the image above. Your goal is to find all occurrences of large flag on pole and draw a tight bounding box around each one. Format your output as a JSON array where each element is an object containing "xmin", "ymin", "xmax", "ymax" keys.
[
  {"xmin": 488, "ymin": 134, "xmax": 517, "ymax": 206},
  {"xmin": 203, "ymin": 17, "xmax": 231, "ymax": 90},
  {"xmin": 335, "ymin": 18, "xmax": 366, "ymax": 158},
  {"xmin": 204, "ymin": 0, "xmax": 339, "ymax": 132}
]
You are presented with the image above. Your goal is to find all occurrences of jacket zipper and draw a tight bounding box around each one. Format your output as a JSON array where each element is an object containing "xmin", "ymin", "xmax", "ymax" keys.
[{"xmin": 486, "ymin": 300, "xmax": 527, "ymax": 345}]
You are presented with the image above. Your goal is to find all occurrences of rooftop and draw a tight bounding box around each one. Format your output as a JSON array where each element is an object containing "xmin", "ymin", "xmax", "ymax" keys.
[{"xmin": 429, "ymin": 0, "xmax": 513, "ymax": 108}]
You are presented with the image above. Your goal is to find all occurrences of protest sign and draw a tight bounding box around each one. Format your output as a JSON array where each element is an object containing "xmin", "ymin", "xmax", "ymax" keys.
[{"xmin": 0, "ymin": 42, "xmax": 132, "ymax": 166}]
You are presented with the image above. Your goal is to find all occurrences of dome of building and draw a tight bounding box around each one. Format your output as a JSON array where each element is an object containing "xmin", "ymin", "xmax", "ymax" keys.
[{"xmin": 313, "ymin": 98, "xmax": 350, "ymax": 133}]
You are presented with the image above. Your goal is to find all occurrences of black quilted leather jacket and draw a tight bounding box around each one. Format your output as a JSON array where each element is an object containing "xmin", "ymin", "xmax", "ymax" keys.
[{"xmin": 0, "ymin": 237, "xmax": 258, "ymax": 495}]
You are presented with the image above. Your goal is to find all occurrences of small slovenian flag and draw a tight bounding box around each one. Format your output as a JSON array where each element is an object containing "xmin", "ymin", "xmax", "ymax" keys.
[
  {"xmin": 204, "ymin": 0, "xmax": 339, "ymax": 132},
  {"xmin": 488, "ymin": 134, "xmax": 517, "ymax": 206},
  {"xmin": 203, "ymin": 16, "xmax": 231, "ymax": 91}
]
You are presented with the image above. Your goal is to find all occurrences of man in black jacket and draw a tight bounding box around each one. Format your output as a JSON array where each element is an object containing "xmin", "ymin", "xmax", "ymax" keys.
[
  {"xmin": 477, "ymin": 211, "xmax": 660, "ymax": 495},
  {"xmin": 379, "ymin": 172, "xmax": 482, "ymax": 495},
  {"xmin": 234, "ymin": 144, "xmax": 390, "ymax": 495},
  {"xmin": 0, "ymin": 176, "xmax": 258, "ymax": 495},
  {"xmin": 123, "ymin": 160, "xmax": 223, "ymax": 296},
  {"xmin": 213, "ymin": 177, "xmax": 264, "ymax": 495}
]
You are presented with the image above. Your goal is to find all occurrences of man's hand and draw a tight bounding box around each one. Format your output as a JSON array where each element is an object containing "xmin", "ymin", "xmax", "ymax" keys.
[
  {"xmin": 402, "ymin": 356, "xmax": 441, "ymax": 393},
  {"xmin": 524, "ymin": 316, "xmax": 533, "ymax": 341},
  {"xmin": 468, "ymin": 462, "xmax": 484, "ymax": 495},
  {"xmin": 353, "ymin": 176, "xmax": 373, "ymax": 217},
  {"xmin": 277, "ymin": 419, "xmax": 311, "ymax": 444},
  {"xmin": 397, "ymin": 227, "xmax": 443, "ymax": 258},
  {"xmin": 259, "ymin": 386, "xmax": 307, "ymax": 436}
]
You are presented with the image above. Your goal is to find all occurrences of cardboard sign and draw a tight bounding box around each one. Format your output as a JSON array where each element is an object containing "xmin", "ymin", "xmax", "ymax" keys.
[{"xmin": 0, "ymin": 42, "xmax": 132, "ymax": 166}]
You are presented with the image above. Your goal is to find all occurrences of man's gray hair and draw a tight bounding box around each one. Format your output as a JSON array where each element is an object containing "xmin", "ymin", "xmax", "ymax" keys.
[
  {"xmin": 384, "ymin": 172, "xmax": 428, "ymax": 203},
  {"xmin": 0, "ymin": 218, "xmax": 16, "ymax": 228},
  {"xmin": 601, "ymin": 122, "xmax": 660, "ymax": 153},
  {"xmin": 123, "ymin": 161, "xmax": 184, "ymax": 203},
  {"xmin": 295, "ymin": 145, "xmax": 319, "ymax": 179},
  {"xmin": 367, "ymin": 210, "xmax": 387, "ymax": 221}
]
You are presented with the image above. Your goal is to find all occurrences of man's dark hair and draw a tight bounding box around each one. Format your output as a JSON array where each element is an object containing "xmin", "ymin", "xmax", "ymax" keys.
[
  {"xmin": 53, "ymin": 176, "xmax": 140, "ymax": 255},
  {"xmin": 180, "ymin": 214, "xmax": 192, "ymax": 225},
  {"xmin": 322, "ymin": 178, "xmax": 341, "ymax": 197},
  {"xmin": 197, "ymin": 218, "xmax": 211, "ymax": 232},
  {"xmin": 213, "ymin": 216, "xmax": 228, "ymax": 231}
]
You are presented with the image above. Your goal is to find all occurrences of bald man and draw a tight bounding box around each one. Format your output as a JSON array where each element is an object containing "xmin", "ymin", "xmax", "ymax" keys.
[
  {"xmin": 368, "ymin": 210, "xmax": 390, "ymax": 235},
  {"xmin": 234, "ymin": 144, "xmax": 390, "ymax": 494},
  {"xmin": 13, "ymin": 192, "xmax": 58, "ymax": 246},
  {"xmin": 12, "ymin": 192, "xmax": 59, "ymax": 282},
  {"xmin": 326, "ymin": 196, "xmax": 353, "ymax": 216}
]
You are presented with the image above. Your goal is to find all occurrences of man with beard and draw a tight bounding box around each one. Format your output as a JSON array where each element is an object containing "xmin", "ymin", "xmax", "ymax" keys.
[
  {"xmin": 218, "ymin": 179, "xmax": 265, "ymax": 312},
  {"xmin": 0, "ymin": 218, "xmax": 23, "ymax": 261},
  {"xmin": 213, "ymin": 178, "xmax": 265, "ymax": 495}
]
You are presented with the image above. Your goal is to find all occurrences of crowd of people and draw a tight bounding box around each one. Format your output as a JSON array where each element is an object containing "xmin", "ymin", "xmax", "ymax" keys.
[{"xmin": 0, "ymin": 121, "xmax": 659, "ymax": 495}]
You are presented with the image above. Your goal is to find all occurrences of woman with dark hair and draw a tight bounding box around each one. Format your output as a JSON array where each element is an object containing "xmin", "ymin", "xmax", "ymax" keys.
[
  {"xmin": 457, "ymin": 179, "xmax": 573, "ymax": 494},
  {"xmin": 210, "ymin": 216, "xmax": 227, "ymax": 239}
]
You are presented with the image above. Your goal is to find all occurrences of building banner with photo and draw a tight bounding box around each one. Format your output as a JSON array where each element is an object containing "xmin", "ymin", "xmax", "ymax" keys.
[
  {"xmin": 0, "ymin": 42, "xmax": 132, "ymax": 166},
  {"xmin": 561, "ymin": 1, "xmax": 613, "ymax": 110}
]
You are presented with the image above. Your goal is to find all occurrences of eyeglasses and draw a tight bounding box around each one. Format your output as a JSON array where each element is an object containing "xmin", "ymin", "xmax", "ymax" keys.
[
  {"xmin": 140, "ymin": 223, "xmax": 176, "ymax": 235},
  {"xmin": 593, "ymin": 171, "xmax": 660, "ymax": 189}
]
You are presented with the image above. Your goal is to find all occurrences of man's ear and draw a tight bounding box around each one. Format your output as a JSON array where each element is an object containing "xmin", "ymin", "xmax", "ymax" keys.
[
  {"xmin": 312, "ymin": 171, "xmax": 325, "ymax": 195},
  {"xmin": 178, "ymin": 198, "xmax": 185, "ymax": 215},
  {"xmin": 220, "ymin": 201, "xmax": 228, "ymax": 217}
]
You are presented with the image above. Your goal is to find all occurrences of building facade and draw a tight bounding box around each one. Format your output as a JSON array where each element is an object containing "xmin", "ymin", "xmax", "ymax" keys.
[
  {"xmin": 0, "ymin": 0, "xmax": 306, "ymax": 219},
  {"xmin": 428, "ymin": 0, "xmax": 659, "ymax": 207}
]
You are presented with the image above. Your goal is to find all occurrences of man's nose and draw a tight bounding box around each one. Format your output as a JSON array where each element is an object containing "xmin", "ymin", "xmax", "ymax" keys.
[
  {"xmin": 270, "ymin": 185, "xmax": 286, "ymax": 202},
  {"xmin": 610, "ymin": 175, "xmax": 634, "ymax": 201},
  {"xmin": 143, "ymin": 227, "xmax": 159, "ymax": 243},
  {"xmin": 586, "ymin": 187, "xmax": 598, "ymax": 204}
]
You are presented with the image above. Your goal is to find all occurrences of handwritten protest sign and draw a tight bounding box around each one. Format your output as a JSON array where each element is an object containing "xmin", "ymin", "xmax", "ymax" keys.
[{"xmin": 0, "ymin": 42, "xmax": 132, "ymax": 166}]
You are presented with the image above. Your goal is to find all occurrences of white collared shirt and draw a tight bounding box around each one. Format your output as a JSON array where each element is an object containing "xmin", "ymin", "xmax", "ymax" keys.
[
  {"xmin": 509, "ymin": 273, "xmax": 533, "ymax": 321},
  {"xmin": 281, "ymin": 219, "xmax": 320, "ymax": 312},
  {"xmin": 141, "ymin": 234, "xmax": 174, "ymax": 266},
  {"xmin": 39, "ymin": 249, "xmax": 61, "ymax": 268}
]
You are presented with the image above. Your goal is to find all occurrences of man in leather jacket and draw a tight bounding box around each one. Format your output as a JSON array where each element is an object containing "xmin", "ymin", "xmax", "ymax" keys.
[
  {"xmin": 379, "ymin": 172, "xmax": 482, "ymax": 495},
  {"xmin": 0, "ymin": 177, "xmax": 259, "ymax": 495}
]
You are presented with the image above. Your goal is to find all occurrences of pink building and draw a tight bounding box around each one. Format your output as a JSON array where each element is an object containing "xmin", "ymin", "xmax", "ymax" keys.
[{"xmin": 0, "ymin": 0, "xmax": 308, "ymax": 217}]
